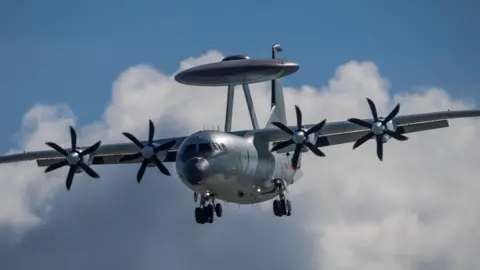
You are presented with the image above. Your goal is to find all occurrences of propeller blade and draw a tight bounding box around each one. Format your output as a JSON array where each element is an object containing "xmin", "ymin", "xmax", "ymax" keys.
[
  {"xmin": 305, "ymin": 119, "xmax": 327, "ymax": 135},
  {"xmin": 384, "ymin": 130, "xmax": 408, "ymax": 141},
  {"xmin": 154, "ymin": 140, "xmax": 176, "ymax": 152},
  {"xmin": 304, "ymin": 141, "xmax": 325, "ymax": 157},
  {"xmin": 137, "ymin": 160, "xmax": 149, "ymax": 183},
  {"xmin": 148, "ymin": 120, "xmax": 155, "ymax": 144},
  {"xmin": 44, "ymin": 160, "xmax": 69, "ymax": 173},
  {"xmin": 122, "ymin": 132, "xmax": 144, "ymax": 149},
  {"xmin": 271, "ymin": 122, "xmax": 294, "ymax": 135},
  {"xmin": 366, "ymin": 98, "xmax": 379, "ymax": 122},
  {"xmin": 291, "ymin": 144, "xmax": 302, "ymax": 169},
  {"xmin": 70, "ymin": 126, "xmax": 77, "ymax": 151},
  {"xmin": 65, "ymin": 166, "xmax": 76, "ymax": 191},
  {"xmin": 45, "ymin": 142, "xmax": 69, "ymax": 156},
  {"xmin": 348, "ymin": 118, "xmax": 372, "ymax": 129},
  {"xmin": 271, "ymin": 139, "xmax": 294, "ymax": 152},
  {"xmin": 121, "ymin": 120, "xmax": 177, "ymax": 183},
  {"xmin": 294, "ymin": 105, "xmax": 303, "ymax": 130},
  {"xmin": 375, "ymin": 136, "xmax": 383, "ymax": 161},
  {"xmin": 350, "ymin": 99, "xmax": 406, "ymax": 161},
  {"xmin": 353, "ymin": 132, "xmax": 374, "ymax": 149},
  {"xmin": 78, "ymin": 162, "xmax": 99, "ymax": 178},
  {"xmin": 382, "ymin": 103, "xmax": 400, "ymax": 124},
  {"xmin": 119, "ymin": 152, "xmax": 142, "ymax": 162},
  {"xmin": 151, "ymin": 156, "xmax": 170, "ymax": 176},
  {"xmin": 79, "ymin": 141, "xmax": 102, "ymax": 157}
]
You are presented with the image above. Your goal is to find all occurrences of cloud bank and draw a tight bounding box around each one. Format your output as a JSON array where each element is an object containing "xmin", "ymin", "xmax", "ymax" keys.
[{"xmin": 0, "ymin": 51, "xmax": 479, "ymax": 270}]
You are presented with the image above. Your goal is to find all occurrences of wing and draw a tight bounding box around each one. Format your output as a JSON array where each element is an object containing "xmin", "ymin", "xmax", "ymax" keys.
[
  {"xmin": 249, "ymin": 109, "xmax": 480, "ymax": 151},
  {"xmin": 0, "ymin": 137, "xmax": 185, "ymax": 167},
  {"xmin": 2, "ymin": 108, "xmax": 480, "ymax": 167}
]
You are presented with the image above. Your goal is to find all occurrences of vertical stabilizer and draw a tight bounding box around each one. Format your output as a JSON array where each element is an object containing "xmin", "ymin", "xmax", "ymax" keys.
[
  {"xmin": 268, "ymin": 44, "xmax": 288, "ymax": 127},
  {"xmin": 264, "ymin": 105, "xmax": 278, "ymax": 128}
]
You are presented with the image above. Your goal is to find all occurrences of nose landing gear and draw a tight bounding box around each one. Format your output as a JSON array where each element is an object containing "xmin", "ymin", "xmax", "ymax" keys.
[{"xmin": 194, "ymin": 192, "xmax": 222, "ymax": 224}]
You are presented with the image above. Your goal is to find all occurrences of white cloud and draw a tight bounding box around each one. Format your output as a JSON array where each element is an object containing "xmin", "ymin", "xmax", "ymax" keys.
[{"xmin": 0, "ymin": 50, "xmax": 479, "ymax": 270}]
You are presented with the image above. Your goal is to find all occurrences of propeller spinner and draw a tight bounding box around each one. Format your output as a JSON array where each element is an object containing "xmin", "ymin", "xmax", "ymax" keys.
[
  {"xmin": 119, "ymin": 120, "xmax": 176, "ymax": 183},
  {"xmin": 347, "ymin": 98, "xmax": 408, "ymax": 161},
  {"xmin": 44, "ymin": 126, "xmax": 102, "ymax": 191},
  {"xmin": 270, "ymin": 105, "xmax": 327, "ymax": 169}
]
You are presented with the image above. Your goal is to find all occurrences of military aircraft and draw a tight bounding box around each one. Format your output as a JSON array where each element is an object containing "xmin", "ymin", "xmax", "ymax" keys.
[{"xmin": 1, "ymin": 44, "xmax": 480, "ymax": 225}]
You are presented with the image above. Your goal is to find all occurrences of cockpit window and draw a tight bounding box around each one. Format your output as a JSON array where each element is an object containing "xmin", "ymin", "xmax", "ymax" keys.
[
  {"xmin": 181, "ymin": 144, "xmax": 197, "ymax": 160},
  {"xmin": 198, "ymin": 143, "xmax": 214, "ymax": 154},
  {"xmin": 180, "ymin": 142, "xmax": 220, "ymax": 161}
]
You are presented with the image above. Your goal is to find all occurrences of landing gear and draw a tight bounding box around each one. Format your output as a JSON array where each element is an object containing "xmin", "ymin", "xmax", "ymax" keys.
[
  {"xmin": 271, "ymin": 178, "xmax": 292, "ymax": 217},
  {"xmin": 273, "ymin": 198, "xmax": 291, "ymax": 217},
  {"xmin": 194, "ymin": 192, "xmax": 222, "ymax": 224},
  {"xmin": 195, "ymin": 205, "xmax": 214, "ymax": 224}
]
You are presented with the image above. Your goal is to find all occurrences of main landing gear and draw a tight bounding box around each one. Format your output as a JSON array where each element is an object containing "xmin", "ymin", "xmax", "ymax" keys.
[
  {"xmin": 272, "ymin": 178, "xmax": 292, "ymax": 217},
  {"xmin": 194, "ymin": 192, "xmax": 222, "ymax": 224}
]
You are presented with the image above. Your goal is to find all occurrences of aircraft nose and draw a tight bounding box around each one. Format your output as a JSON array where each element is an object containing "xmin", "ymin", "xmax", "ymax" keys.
[{"xmin": 183, "ymin": 157, "xmax": 210, "ymax": 185}]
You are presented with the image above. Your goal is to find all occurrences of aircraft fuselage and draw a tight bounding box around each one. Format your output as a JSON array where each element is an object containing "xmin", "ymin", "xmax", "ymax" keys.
[{"xmin": 175, "ymin": 130, "xmax": 301, "ymax": 204}]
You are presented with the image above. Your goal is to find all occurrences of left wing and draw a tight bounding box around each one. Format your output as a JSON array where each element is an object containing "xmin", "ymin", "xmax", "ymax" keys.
[{"xmin": 249, "ymin": 107, "xmax": 480, "ymax": 156}]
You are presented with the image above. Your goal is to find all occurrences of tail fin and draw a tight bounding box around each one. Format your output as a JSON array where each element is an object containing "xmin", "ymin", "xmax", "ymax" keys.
[{"xmin": 264, "ymin": 44, "xmax": 288, "ymax": 128}]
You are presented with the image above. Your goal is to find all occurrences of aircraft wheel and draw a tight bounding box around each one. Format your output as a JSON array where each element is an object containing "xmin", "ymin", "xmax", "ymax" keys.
[
  {"xmin": 286, "ymin": 199, "xmax": 292, "ymax": 216},
  {"xmin": 215, "ymin": 203, "xmax": 223, "ymax": 217},
  {"xmin": 273, "ymin": 199, "xmax": 282, "ymax": 216},
  {"xmin": 205, "ymin": 204, "xmax": 214, "ymax": 223},
  {"xmin": 195, "ymin": 207, "xmax": 204, "ymax": 224},
  {"xmin": 280, "ymin": 199, "xmax": 288, "ymax": 216}
]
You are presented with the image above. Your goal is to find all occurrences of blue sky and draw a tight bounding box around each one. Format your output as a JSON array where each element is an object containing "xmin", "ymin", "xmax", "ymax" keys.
[{"xmin": 0, "ymin": 0, "xmax": 478, "ymax": 152}]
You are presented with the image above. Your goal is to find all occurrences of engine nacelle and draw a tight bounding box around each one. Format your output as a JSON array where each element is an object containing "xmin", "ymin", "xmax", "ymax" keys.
[
  {"xmin": 379, "ymin": 118, "xmax": 398, "ymax": 143},
  {"xmin": 74, "ymin": 150, "xmax": 95, "ymax": 174},
  {"xmin": 271, "ymin": 128, "xmax": 318, "ymax": 154},
  {"xmin": 145, "ymin": 142, "xmax": 169, "ymax": 167}
]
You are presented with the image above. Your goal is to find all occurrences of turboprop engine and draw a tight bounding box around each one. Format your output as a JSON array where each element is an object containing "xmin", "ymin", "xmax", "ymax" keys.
[
  {"xmin": 43, "ymin": 126, "xmax": 102, "ymax": 190},
  {"xmin": 269, "ymin": 105, "xmax": 328, "ymax": 169},
  {"xmin": 347, "ymin": 98, "xmax": 408, "ymax": 161}
]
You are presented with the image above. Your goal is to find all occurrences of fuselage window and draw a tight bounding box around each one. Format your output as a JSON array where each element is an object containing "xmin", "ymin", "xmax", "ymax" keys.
[
  {"xmin": 220, "ymin": 143, "xmax": 227, "ymax": 151},
  {"xmin": 211, "ymin": 143, "xmax": 219, "ymax": 151}
]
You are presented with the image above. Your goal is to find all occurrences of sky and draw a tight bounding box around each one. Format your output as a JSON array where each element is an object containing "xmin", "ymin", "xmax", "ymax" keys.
[{"xmin": 0, "ymin": 1, "xmax": 479, "ymax": 270}]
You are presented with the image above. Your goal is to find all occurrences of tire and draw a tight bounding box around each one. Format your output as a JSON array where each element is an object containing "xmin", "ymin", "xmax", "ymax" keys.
[
  {"xmin": 273, "ymin": 200, "xmax": 281, "ymax": 216},
  {"xmin": 195, "ymin": 207, "xmax": 203, "ymax": 224},
  {"xmin": 215, "ymin": 203, "xmax": 223, "ymax": 217},
  {"xmin": 280, "ymin": 199, "xmax": 287, "ymax": 216},
  {"xmin": 206, "ymin": 204, "xmax": 214, "ymax": 223},
  {"xmin": 286, "ymin": 200, "xmax": 292, "ymax": 216}
]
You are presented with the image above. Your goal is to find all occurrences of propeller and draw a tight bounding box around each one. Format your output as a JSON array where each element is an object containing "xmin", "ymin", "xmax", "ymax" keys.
[
  {"xmin": 347, "ymin": 98, "xmax": 408, "ymax": 161},
  {"xmin": 44, "ymin": 126, "xmax": 102, "ymax": 191},
  {"xmin": 119, "ymin": 120, "xmax": 176, "ymax": 183},
  {"xmin": 270, "ymin": 105, "xmax": 327, "ymax": 169}
]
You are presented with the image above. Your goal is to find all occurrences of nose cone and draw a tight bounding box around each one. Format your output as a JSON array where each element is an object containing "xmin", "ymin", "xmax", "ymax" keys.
[{"xmin": 183, "ymin": 158, "xmax": 210, "ymax": 185}]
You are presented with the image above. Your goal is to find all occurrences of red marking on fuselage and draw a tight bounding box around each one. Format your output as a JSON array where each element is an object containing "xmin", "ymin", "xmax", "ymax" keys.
[{"xmin": 285, "ymin": 161, "xmax": 299, "ymax": 170}]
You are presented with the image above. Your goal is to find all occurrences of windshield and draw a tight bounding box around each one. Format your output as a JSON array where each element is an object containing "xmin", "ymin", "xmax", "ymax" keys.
[
  {"xmin": 180, "ymin": 143, "xmax": 216, "ymax": 161},
  {"xmin": 198, "ymin": 143, "xmax": 213, "ymax": 154}
]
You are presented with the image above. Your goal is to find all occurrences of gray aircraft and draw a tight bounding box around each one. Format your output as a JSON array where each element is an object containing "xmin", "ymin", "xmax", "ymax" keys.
[{"xmin": 1, "ymin": 44, "xmax": 480, "ymax": 225}]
